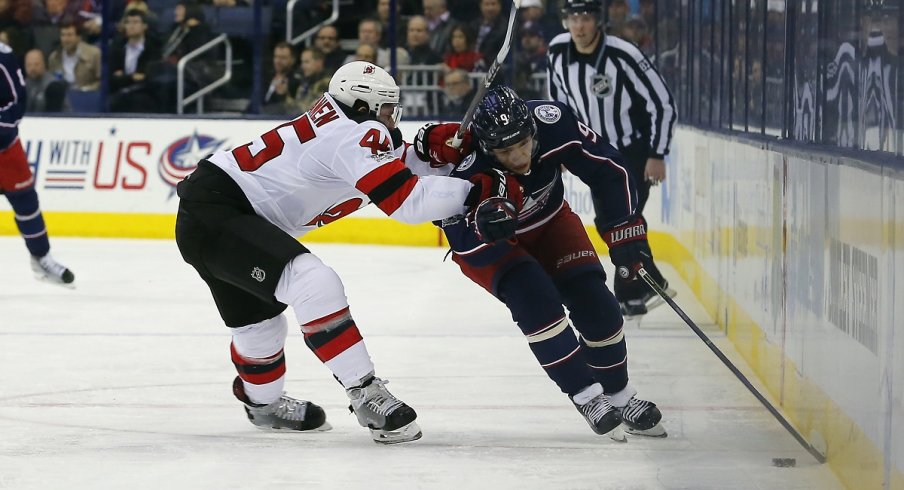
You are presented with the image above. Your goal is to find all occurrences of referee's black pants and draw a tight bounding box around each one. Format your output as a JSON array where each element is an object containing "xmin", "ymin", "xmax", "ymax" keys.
[{"xmin": 590, "ymin": 141, "xmax": 668, "ymax": 303}]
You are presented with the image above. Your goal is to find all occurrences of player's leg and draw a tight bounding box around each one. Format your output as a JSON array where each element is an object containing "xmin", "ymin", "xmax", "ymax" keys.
[
  {"xmin": 175, "ymin": 195, "xmax": 328, "ymax": 432},
  {"xmin": 534, "ymin": 207, "xmax": 666, "ymax": 437},
  {"xmin": 273, "ymin": 252, "xmax": 421, "ymax": 444},
  {"xmin": 0, "ymin": 139, "xmax": 73, "ymax": 286},
  {"xmin": 453, "ymin": 252, "xmax": 622, "ymax": 438}
]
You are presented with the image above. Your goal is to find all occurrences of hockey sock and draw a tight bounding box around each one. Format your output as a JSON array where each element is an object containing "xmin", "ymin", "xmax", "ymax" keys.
[
  {"xmin": 5, "ymin": 187, "xmax": 50, "ymax": 257},
  {"xmin": 557, "ymin": 271, "xmax": 629, "ymax": 393},
  {"xmin": 231, "ymin": 343, "xmax": 286, "ymax": 404},
  {"xmin": 274, "ymin": 254, "xmax": 376, "ymax": 388},
  {"xmin": 231, "ymin": 315, "xmax": 289, "ymax": 404},
  {"xmin": 302, "ymin": 307, "xmax": 374, "ymax": 388},
  {"xmin": 497, "ymin": 262, "xmax": 596, "ymax": 396}
]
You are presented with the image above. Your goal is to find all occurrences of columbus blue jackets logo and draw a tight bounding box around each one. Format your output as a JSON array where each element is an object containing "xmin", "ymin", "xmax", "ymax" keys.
[
  {"xmin": 534, "ymin": 104, "xmax": 561, "ymax": 124},
  {"xmin": 457, "ymin": 152, "xmax": 476, "ymax": 171},
  {"xmin": 159, "ymin": 131, "xmax": 227, "ymax": 188}
]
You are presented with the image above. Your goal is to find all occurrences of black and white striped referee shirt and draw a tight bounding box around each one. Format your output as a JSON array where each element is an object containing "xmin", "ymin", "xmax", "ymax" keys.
[{"xmin": 546, "ymin": 32, "xmax": 677, "ymax": 159}]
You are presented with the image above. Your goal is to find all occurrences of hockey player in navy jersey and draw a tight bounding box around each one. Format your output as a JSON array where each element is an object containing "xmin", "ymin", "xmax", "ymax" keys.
[
  {"xmin": 417, "ymin": 86, "xmax": 665, "ymax": 439},
  {"xmin": 0, "ymin": 41, "xmax": 74, "ymax": 286}
]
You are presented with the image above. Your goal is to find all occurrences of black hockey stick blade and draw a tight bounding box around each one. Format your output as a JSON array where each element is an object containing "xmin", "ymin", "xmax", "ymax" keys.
[
  {"xmin": 451, "ymin": 2, "xmax": 519, "ymax": 148},
  {"xmin": 636, "ymin": 267, "xmax": 828, "ymax": 465}
]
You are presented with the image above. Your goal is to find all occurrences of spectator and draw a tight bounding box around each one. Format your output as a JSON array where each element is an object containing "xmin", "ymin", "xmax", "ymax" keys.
[
  {"xmin": 354, "ymin": 43, "xmax": 377, "ymax": 64},
  {"xmin": 116, "ymin": 1, "xmax": 159, "ymax": 45},
  {"xmin": 0, "ymin": 0, "xmax": 32, "ymax": 55},
  {"xmin": 607, "ymin": 0, "xmax": 630, "ymax": 35},
  {"xmin": 293, "ymin": 47, "xmax": 330, "ymax": 113},
  {"xmin": 440, "ymin": 68, "xmax": 473, "ymax": 119},
  {"xmin": 517, "ymin": 0, "xmax": 561, "ymax": 43},
  {"xmin": 513, "ymin": 24, "xmax": 546, "ymax": 99},
  {"xmin": 259, "ymin": 41, "xmax": 301, "ymax": 115},
  {"xmin": 406, "ymin": 15, "xmax": 441, "ymax": 64},
  {"xmin": 48, "ymin": 22, "xmax": 100, "ymax": 90},
  {"xmin": 109, "ymin": 9, "xmax": 162, "ymax": 112},
  {"xmin": 161, "ymin": 1, "xmax": 213, "ymax": 64},
  {"xmin": 620, "ymin": 15, "xmax": 652, "ymax": 54},
  {"xmin": 470, "ymin": 0, "xmax": 507, "ymax": 65},
  {"xmin": 33, "ymin": 0, "xmax": 72, "ymax": 26},
  {"xmin": 352, "ymin": 18, "xmax": 408, "ymax": 70},
  {"xmin": 152, "ymin": 1, "xmax": 215, "ymax": 112},
  {"xmin": 23, "ymin": 49, "xmax": 66, "ymax": 112},
  {"xmin": 375, "ymin": 0, "xmax": 405, "ymax": 47},
  {"xmin": 443, "ymin": 23, "xmax": 482, "ymax": 72},
  {"xmin": 313, "ymin": 25, "xmax": 344, "ymax": 75},
  {"xmin": 423, "ymin": 0, "xmax": 454, "ymax": 56}
]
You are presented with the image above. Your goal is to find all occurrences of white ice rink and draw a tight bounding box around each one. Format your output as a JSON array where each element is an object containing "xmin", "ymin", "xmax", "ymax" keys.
[{"xmin": 0, "ymin": 237, "xmax": 845, "ymax": 490}]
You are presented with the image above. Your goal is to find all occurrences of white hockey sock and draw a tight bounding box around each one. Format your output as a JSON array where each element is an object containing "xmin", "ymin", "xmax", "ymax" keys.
[
  {"xmin": 243, "ymin": 376, "xmax": 285, "ymax": 405},
  {"xmin": 572, "ymin": 382, "xmax": 604, "ymax": 405},
  {"xmin": 607, "ymin": 384, "xmax": 638, "ymax": 408}
]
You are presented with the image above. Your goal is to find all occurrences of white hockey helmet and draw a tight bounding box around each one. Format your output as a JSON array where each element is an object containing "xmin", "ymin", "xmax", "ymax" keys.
[{"xmin": 328, "ymin": 61, "xmax": 402, "ymax": 125}]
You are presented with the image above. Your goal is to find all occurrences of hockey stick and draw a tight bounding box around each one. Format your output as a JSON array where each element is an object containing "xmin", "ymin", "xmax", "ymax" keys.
[
  {"xmin": 635, "ymin": 267, "xmax": 828, "ymax": 465},
  {"xmin": 450, "ymin": 2, "xmax": 519, "ymax": 148}
]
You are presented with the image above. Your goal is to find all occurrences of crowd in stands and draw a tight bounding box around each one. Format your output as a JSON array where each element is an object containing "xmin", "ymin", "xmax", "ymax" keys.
[{"xmin": 3, "ymin": 0, "xmax": 659, "ymax": 117}]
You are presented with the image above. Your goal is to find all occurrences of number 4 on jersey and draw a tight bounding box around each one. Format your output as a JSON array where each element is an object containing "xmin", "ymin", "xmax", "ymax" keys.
[{"xmin": 359, "ymin": 129, "xmax": 391, "ymax": 155}]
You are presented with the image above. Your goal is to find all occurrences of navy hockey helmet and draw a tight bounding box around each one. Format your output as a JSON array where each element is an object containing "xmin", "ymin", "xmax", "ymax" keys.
[{"xmin": 471, "ymin": 86, "xmax": 537, "ymax": 153}]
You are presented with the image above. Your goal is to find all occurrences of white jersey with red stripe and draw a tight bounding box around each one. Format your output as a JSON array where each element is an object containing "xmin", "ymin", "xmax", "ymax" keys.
[{"xmin": 207, "ymin": 93, "xmax": 471, "ymax": 237}]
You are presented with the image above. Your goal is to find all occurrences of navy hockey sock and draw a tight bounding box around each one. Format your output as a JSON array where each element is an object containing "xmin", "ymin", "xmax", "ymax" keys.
[
  {"xmin": 497, "ymin": 262, "xmax": 596, "ymax": 396},
  {"xmin": 5, "ymin": 187, "xmax": 50, "ymax": 257},
  {"xmin": 557, "ymin": 272, "xmax": 629, "ymax": 393}
]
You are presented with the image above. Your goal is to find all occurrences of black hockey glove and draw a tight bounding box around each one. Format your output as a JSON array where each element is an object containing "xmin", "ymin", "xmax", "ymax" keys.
[
  {"xmin": 601, "ymin": 216, "xmax": 653, "ymax": 281},
  {"xmin": 468, "ymin": 197, "xmax": 519, "ymax": 244},
  {"xmin": 465, "ymin": 169, "xmax": 523, "ymax": 244}
]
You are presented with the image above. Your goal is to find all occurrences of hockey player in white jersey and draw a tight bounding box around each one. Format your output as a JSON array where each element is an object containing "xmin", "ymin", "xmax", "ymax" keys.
[{"xmin": 175, "ymin": 61, "xmax": 506, "ymax": 444}]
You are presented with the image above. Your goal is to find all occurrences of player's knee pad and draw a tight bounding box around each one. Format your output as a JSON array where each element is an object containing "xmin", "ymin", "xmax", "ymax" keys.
[
  {"xmin": 274, "ymin": 253, "xmax": 349, "ymax": 327},
  {"xmin": 231, "ymin": 314, "xmax": 289, "ymax": 359}
]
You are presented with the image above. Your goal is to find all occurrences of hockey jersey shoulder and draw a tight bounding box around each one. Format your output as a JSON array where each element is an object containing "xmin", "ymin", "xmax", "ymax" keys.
[
  {"xmin": 448, "ymin": 150, "xmax": 495, "ymax": 181},
  {"xmin": 527, "ymin": 100, "xmax": 583, "ymax": 153},
  {"xmin": 606, "ymin": 35, "xmax": 646, "ymax": 61}
]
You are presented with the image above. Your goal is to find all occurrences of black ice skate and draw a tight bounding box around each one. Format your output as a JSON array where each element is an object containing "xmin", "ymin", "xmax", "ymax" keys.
[
  {"xmin": 30, "ymin": 254, "xmax": 74, "ymax": 287},
  {"xmin": 619, "ymin": 280, "xmax": 677, "ymax": 319},
  {"xmin": 233, "ymin": 376, "xmax": 331, "ymax": 431},
  {"xmin": 571, "ymin": 383, "xmax": 625, "ymax": 442},
  {"xmin": 609, "ymin": 385, "xmax": 667, "ymax": 437},
  {"xmin": 346, "ymin": 374, "xmax": 422, "ymax": 444}
]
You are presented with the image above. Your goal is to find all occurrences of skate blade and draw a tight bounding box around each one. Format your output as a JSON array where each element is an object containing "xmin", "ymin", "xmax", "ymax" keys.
[
  {"xmin": 624, "ymin": 423, "xmax": 667, "ymax": 438},
  {"xmin": 34, "ymin": 273, "xmax": 76, "ymax": 289},
  {"xmin": 253, "ymin": 420, "xmax": 333, "ymax": 432},
  {"xmin": 608, "ymin": 426, "xmax": 627, "ymax": 442},
  {"xmin": 370, "ymin": 421, "xmax": 422, "ymax": 444}
]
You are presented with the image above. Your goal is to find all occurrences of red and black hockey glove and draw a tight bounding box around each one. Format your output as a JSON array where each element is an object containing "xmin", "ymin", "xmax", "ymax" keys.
[
  {"xmin": 601, "ymin": 216, "xmax": 653, "ymax": 281},
  {"xmin": 414, "ymin": 122, "xmax": 473, "ymax": 168},
  {"xmin": 465, "ymin": 169, "xmax": 524, "ymax": 244}
]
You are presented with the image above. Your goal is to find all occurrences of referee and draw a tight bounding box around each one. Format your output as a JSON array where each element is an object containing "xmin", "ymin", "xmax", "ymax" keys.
[{"xmin": 546, "ymin": 0, "xmax": 677, "ymax": 318}]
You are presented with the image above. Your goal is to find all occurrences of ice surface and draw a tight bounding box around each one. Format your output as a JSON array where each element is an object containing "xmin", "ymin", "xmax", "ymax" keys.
[{"xmin": 0, "ymin": 238, "xmax": 843, "ymax": 490}]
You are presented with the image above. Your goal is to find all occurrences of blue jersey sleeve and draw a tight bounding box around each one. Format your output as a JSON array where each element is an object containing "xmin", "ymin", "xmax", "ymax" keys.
[
  {"xmin": 538, "ymin": 101, "xmax": 638, "ymax": 227},
  {"xmin": 0, "ymin": 44, "xmax": 25, "ymax": 147}
]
